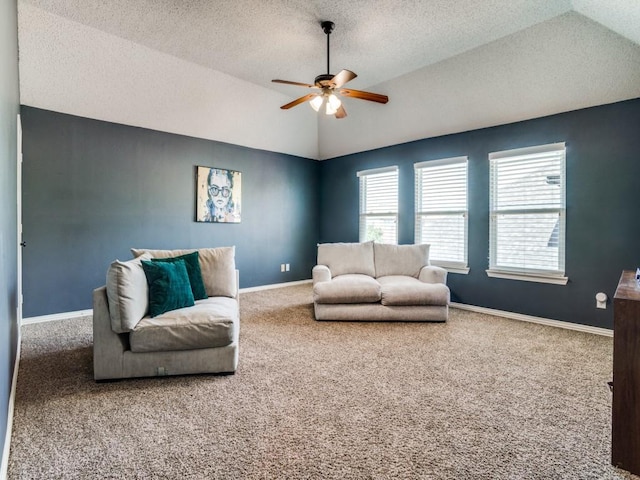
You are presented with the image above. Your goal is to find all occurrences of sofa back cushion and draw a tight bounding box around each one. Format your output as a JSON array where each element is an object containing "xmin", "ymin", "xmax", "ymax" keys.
[
  {"xmin": 131, "ymin": 246, "xmax": 237, "ymax": 298},
  {"xmin": 374, "ymin": 243, "xmax": 430, "ymax": 278},
  {"xmin": 106, "ymin": 253, "xmax": 152, "ymax": 333},
  {"xmin": 317, "ymin": 242, "xmax": 375, "ymax": 277}
]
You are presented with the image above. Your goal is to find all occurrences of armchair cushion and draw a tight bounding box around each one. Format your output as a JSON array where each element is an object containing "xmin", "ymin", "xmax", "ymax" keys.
[
  {"xmin": 129, "ymin": 297, "xmax": 237, "ymax": 353},
  {"xmin": 132, "ymin": 246, "xmax": 236, "ymax": 298},
  {"xmin": 106, "ymin": 253, "xmax": 152, "ymax": 333}
]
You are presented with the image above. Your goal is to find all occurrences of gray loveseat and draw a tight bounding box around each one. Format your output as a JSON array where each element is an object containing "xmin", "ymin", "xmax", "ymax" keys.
[
  {"xmin": 312, "ymin": 242, "xmax": 450, "ymax": 321},
  {"xmin": 93, "ymin": 246, "xmax": 239, "ymax": 380}
]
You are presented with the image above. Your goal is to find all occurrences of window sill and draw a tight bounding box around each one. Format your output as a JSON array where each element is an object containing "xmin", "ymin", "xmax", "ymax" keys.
[
  {"xmin": 439, "ymin": 266, "xmax": 470, "ymax": 275},
  {"xmin": 485, "ymin": 269, "xmax": 568, "ymax": 285}
]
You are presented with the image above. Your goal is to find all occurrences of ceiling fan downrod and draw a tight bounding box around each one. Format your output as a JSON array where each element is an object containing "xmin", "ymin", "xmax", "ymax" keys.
[{"xmin": 321, "ymin": 21, "xmax": 335, "ymax": 75}]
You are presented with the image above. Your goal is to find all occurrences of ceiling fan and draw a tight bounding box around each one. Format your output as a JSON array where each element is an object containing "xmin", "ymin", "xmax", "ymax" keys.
[{"xmin": 272, "ymin": 21, "xmax": 389, "ymax": 119}]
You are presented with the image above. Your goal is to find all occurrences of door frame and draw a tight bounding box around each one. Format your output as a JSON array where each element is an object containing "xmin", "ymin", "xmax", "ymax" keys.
[{"xmin": 16, "ymin": 112, "xmax": 22, "ymax": 325}]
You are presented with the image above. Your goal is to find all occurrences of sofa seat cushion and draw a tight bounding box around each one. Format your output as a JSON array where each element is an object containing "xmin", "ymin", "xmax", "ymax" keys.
[
  {"xmin": 377, "ymin": 275, "xmax": 450, "ymax": 306},
  {"xmin": 129, "ymin": 297, "xmax": 237, "ymax": 353},
  {"xmin": 313, "ymin": 274, "xmax": 382, "ymax": 304}
]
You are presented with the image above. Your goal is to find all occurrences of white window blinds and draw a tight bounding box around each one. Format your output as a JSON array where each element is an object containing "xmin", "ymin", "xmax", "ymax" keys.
[
  {"xmin": 358, "ymin": 166, "xmax": 398, "ymax": 244},
  {"xmin": 414, "ymin": 157, "xmax": 468, "ymax": 270},
  {"xmin": 488, "ymin": 142, "xmax": 567, "ymax": 283}
]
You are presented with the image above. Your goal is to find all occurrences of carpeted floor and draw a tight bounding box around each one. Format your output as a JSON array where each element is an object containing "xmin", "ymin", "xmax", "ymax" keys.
[{"xmin": 8, "ymin": 284, "xmax": 639, "ymax": 479}]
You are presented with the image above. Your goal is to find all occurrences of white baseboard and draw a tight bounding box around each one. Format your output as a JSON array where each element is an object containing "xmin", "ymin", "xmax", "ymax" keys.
[
  {"xmin": 21, "ymin": 309, "xmax": 93, "ymax": 325},
  {"xmin": 450, "ymin": 302, "xmax": 613, "ymax": 337},
  {"xmin": 1, "ymin": 331, "xmax": 21, "ymax": 480},
  {"xmin": 239, "ymin": 279, "xmax": 312, "ymax": 293}
]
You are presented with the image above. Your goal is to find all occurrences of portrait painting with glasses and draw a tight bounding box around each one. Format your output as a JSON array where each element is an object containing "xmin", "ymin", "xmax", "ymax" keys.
[{"xmin": 196, "ymin": 166, "xmax": 241, "ymax": 223}]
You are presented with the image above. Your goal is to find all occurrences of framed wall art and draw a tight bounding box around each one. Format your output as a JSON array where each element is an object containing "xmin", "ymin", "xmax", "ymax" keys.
[{"xmin": 195, "ymin": 166, "xmax": 242, "ymax": 223}]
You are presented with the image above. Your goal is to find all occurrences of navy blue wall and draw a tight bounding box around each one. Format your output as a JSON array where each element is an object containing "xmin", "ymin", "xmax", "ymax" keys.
[
  {"xmin": 21, "ymin": 107, "xmax": 319, "ymax": 317},
  {"xmin": 21, "ymin": 99, "xmax": 640, "ymax": 328},
  {"xmin": 0, "ymin": 0, "xmax": 20, "ymax": 467},
  {"xmin": 319, "ymin": 98, "xmax": 640, "ymax": 329}
]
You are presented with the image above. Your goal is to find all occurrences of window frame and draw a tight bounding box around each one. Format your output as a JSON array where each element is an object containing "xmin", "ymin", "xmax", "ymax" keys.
[
  {"xmin": 487, "ymin": 142, "xmax": 568, "ymax": 285},
  {"xmin": 414, "ymin": 156, "xmax": 469, "ymax": 274},
  {"xmin": 357, "ymin": 166, "xmax": 399, "ymax": 244}
]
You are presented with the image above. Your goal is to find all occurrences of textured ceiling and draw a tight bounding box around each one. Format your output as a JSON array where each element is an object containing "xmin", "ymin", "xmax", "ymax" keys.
[
  {"xmin": 17, "ymin": 0, "xmax": 640, "ymax": 160},
  {"xmin": 20, "ymin": 0, "xmax": 640, "ymax": 94}
]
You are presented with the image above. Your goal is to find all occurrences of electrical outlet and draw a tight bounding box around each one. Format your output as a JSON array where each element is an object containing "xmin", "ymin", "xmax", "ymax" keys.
[
  {"xmin": 285, "ymin": 263, "xmax": 290, "ymax": 272},
  {"xmin": 596, "ymin": 292, "xmax": 607, "ymax": 309},
  {"xmin": 280, "ymin": 264, "xmax": 285, "ymax": 272}
]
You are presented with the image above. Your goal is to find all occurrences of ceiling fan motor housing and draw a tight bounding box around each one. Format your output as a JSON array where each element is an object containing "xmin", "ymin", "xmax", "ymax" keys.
[{"xmin": 314, "ymin": 73, "xmax": 334, "ymax": 87}]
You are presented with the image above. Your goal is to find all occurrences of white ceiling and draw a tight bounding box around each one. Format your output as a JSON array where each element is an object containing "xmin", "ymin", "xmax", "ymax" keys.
[{"xmin": 17, "ymin": 0, "xmax": 640, "ymax": 160}]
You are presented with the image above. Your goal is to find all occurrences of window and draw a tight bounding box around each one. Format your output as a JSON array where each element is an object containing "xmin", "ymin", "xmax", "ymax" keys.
[
  {"xmin": 414, "ymin": 157, "xmax": 469, "ymax": 273},
  {"xmin": 488, "ymin": 142, "xmax": 567, "ymax": 284},
  {"xmin": 358, "ymin": 166, "xmax": 398, "ymax": 244}
]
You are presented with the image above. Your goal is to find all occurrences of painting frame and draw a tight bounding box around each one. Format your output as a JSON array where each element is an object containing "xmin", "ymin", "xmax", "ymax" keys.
[{"xmin": 195, "ymin": 166, "xmax": 242, "ymax": 223}]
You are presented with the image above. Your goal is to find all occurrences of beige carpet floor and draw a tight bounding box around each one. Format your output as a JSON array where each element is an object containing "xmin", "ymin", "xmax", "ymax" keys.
[{"xmin": 7, "ymin": 284, "xmax": 639, "ymax": 479}]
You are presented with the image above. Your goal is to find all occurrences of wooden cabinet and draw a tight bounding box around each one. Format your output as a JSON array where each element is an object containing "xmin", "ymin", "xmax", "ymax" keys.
[{"xmin": 612, "ymin": 270, "xmax": 640, "ymax": 475}]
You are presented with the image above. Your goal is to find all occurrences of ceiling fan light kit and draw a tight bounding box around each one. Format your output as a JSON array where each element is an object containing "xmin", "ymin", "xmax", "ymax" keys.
[
  {"xmin": 310, "ymin": 93, "xmax": 342, "ymax": 115},
  {"xmin": 272, "ymin": 20, "xmax": 388, "ymax": 119}
]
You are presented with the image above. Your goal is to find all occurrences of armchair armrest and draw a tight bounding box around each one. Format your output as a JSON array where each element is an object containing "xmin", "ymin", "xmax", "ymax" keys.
[
  {"xmin": 312, "ymin": 265, "xmax": 332, "ymax": 285},
  {"xmin": 93, "ymin": 286, "xmax": 127, "ymax": 380},
  {"xmin": 419, "ymin": 265, "xmax": 448, "ymax": 284}
]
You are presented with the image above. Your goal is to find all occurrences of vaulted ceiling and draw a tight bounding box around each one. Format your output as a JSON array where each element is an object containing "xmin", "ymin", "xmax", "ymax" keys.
[{"xmin": 17, "ymin": 0, "xmax": 640, "ymax": 160}]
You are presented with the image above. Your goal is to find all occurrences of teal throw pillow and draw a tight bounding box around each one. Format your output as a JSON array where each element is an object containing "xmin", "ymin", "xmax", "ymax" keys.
[
  {"xmin": 141, "ymin": 259, "xmax": 195, "ymax": 317},
  {"xmin": 151, "ymin": 251, "xmax": 207, "ymax": 300}
]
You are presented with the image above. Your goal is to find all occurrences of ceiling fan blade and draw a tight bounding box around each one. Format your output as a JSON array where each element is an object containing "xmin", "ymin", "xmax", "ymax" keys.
[
  {"xmin": 280, "ymin": 93, "xmax": 319, "ymax": 110},
  {"xmin": 272, "ymin": 79, "xmax": 318, "ymax": 89},
  {"xmin": 340, "ymin": 88, "xmax": 389, "ymax": 104},
  {"xmin": 335, "ymin": 104, "xmax": 347, "ymax": 119},
  {"xmin": 329, "ymin": 69, "xmax": 357, "ymax": 89}
]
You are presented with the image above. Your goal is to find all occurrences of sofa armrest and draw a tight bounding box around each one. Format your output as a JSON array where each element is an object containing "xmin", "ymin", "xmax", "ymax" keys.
[
  {"xmin": 93, "ymin": 286, "xmax": 127, "ymax": 380},
  {"xmin": 234, "ymin": 269, "xmax": 240, "ymax": 300},
  {"xmin": 419, "ymin": 265, "xmax": 448, "ymax": 284},
  {"xmin": 312, "ymin": 265, "xmax": 332, "ymax": 285}
]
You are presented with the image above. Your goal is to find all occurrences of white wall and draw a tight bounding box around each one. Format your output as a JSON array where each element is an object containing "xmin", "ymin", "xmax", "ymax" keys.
[
  {"xmin": 18, "ymin": 6, "xmax": 640, "ymax": 162},
  {"xmin": 318, "ymin": 12, "xmax": 640, "ymax": 159},
  {"xmin": 18, "ymin": 4, "xmax": 319, "ymax": 160}
]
